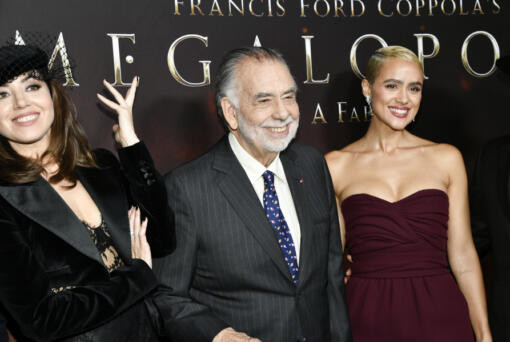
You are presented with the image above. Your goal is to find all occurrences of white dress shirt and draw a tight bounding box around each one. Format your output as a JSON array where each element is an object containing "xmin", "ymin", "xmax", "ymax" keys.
[{"xmin": 228, "ymin": 133, "xmax": 301, "ymax": 262}]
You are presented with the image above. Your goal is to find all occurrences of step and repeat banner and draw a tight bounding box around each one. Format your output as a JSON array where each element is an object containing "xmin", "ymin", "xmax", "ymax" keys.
[{"xmin": 0, "ymin": 0, "xmax": 507, "ymax": 174}]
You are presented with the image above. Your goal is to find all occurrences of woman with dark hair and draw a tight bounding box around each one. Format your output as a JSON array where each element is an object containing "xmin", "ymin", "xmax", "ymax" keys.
[
  {"xmin": 326, "ymin": 46, "xmax": 491, "ymax": 341},
  {"xmin": 0, "ymin": 43, "xmax": 173, "ymax": 341}
]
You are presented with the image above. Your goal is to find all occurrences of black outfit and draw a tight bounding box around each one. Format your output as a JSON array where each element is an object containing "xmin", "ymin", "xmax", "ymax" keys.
[
  {"xmin": 152, "ymin": 136, "xmax": 351, "ymax": 342},
  {"xmin": 0, "ymin": 142, "xmax": 174, "ymax": 342},
  {"xmin": 0, "ymin": 311, "xmax": 7, "ymax": 342},
  {"xmin": 470, "ymin": 135, "xmax": 510, "ymax": 341}
]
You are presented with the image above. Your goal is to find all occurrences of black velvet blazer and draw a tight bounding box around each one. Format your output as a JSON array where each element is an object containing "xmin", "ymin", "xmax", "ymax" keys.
[{"xmin": 0, "ymin": 142, "xmax": 174, "ymax": 342}]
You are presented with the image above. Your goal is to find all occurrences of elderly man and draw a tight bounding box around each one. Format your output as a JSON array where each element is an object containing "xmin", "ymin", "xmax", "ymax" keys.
[{"xmin": 153, "ymin": 47, "xmax": 351, "ymax": 342}]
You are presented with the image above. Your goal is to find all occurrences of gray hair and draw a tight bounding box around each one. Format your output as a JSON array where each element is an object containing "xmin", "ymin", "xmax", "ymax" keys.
[{"xmin": 214, "ymin": 47, "xmax": 294, "ymax": 127}]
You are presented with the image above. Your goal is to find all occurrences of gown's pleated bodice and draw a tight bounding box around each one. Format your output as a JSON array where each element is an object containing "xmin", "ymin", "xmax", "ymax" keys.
[{"xmin": 341, "ymin": 189, "xmax": 474, "ymax": 341}]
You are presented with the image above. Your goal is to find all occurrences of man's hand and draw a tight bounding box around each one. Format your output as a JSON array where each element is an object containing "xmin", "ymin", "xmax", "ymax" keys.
[{"xmin": 212, "ymin": 328, "xmax": 262, "ymax": 342}]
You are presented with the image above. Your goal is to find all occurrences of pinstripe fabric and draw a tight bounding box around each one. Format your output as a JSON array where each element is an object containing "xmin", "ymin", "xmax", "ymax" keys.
[{"xmin": 153, "ymin": 136, "xmax": 352, "ymax": 342}]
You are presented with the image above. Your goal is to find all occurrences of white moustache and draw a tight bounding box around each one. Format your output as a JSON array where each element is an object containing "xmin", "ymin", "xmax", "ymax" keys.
[{"xmin": 260, "ymin": 116, "xmax": 295, "ymax": 128}]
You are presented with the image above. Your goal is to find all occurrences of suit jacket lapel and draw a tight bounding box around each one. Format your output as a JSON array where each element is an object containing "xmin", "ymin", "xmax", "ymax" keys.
[
  {"xmin": 0, "ymin": 178, "xmax": 102, "ymax": 264},
  {"xmin": 280, "ymin": 147, "xmax": 314, "ymax": 288},
  {"xmin": 77, "ymin": 166, "xmax": 132, "ymax": 263},
  {"xmin": 213, "ymin": 138, "xmax": 293, "ymax": 282}
]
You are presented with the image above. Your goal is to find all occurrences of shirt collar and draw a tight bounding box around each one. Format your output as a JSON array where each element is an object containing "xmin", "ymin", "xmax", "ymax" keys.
[{"xmin": 228, "ymin": 132, "xmax": 287, "ymax": 185}]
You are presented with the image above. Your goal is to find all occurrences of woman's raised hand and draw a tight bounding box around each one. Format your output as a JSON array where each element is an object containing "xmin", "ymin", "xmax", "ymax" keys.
[
  {"xmin": 97, "ymin": 76, "xmax": 140, "ymax": 147},
  {"xmin": 128, "ymin": 206, "xmax": 152, "ymax": 269}
]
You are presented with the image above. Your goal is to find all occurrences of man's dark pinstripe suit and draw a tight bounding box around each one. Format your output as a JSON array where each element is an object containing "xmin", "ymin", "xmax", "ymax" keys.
[{"xmin": 152, "ymin": 136, "xmax": 351, "ymax": 342}]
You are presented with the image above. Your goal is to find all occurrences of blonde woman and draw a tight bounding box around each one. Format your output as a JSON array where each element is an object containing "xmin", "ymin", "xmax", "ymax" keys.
[{"xmin": 326, "ymin": 46, "xmax": 491, "ymax": 341}]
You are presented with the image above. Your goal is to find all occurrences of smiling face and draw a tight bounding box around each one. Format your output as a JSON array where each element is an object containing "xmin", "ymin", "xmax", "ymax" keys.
[
  {"xmin": 363, "ymin": 57, "xmax": 424, "ymax": 131},
  {"xmin": 221, "ymin": 57, "xmax": 299, "ymax": 166},
  {"xmin": 0, "ymin": 73, "xmax": 55, "ymax": 156}
]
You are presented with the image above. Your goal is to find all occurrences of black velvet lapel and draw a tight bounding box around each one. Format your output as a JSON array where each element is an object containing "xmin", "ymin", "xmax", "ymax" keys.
[
  {"xmin": 212, "ymin": 138, "xmax": 293, "ymax": 283},
  {"xmin": 280, "ymin": 147, "xmax": 314, "ymax": 289},
  {"xmin": 0, "ymin": 164, "xmax": 132, "ymax": 267},
  {"xmin": 0, "ymin": 178, "xmax": 102, "ymax": 264}
]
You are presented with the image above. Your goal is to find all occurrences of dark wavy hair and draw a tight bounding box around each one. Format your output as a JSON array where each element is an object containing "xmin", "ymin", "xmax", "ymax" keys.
[{"xmin": 0, "ymin": 79, "xmax": 97, "ymax": 185}]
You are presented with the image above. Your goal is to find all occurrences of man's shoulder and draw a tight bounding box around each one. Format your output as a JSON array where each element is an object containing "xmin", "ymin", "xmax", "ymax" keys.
[
  {"xmin": 285, "ymin": 140, "xmax": 324, "ymax": 162},
  {"xmin": 165, "ymin": 149, "xmax": 214, "ymax": 180}
]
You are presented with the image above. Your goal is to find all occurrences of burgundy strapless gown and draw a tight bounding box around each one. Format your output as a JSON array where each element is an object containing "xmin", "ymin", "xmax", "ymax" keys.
[{"xmin": 341, "ymin": 189, "xmax": 474, "ymax": 341}]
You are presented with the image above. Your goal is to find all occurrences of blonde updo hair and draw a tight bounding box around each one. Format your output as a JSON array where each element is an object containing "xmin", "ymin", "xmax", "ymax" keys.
[{"xmin": 365, "ymin": 46, "xmax": 423, "ymax": 84}]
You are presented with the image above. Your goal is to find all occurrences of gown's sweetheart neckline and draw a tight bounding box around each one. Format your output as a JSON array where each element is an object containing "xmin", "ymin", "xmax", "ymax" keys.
[
  {"xmin": 341, "ymin": 188, "xmax": 448, "ymax": 205},
  {"xmin": 344, "ymin": 186, "xmax": 474, "ymax": 342}
]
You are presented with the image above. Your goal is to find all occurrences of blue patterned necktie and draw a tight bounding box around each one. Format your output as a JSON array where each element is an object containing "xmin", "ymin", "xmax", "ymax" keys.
[{"xmin": 262, "ymin": 170, "xmax": 299, "ymax": 285}]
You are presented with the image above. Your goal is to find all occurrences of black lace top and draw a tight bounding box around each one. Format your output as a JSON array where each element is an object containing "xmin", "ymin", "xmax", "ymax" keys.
[{"xmin": 83, "ymin": 217, "xmax": 125, "ymax": 272}]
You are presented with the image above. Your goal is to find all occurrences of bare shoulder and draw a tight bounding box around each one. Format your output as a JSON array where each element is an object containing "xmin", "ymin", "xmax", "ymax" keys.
[
  {"xmin": 401, "ymin": 133, "xmax": 465, "ymax": 170},
  {"xmin": 427, "ymin": 143, "xmax": 464, "ymax": 165},
  {"xmin": 420, "ymin": 143, "xmax": 466, "ymax": 181},
  {"xmin": 325, "ymin": 141, "xmax": 365, "ymax": 194},
  {"xmin": 404, "ymin": 134, "xmax": 436, "ymax": 150},
  {"xmin": 407, "ymin": 134, "xmax": 462, "ymax": 161},
  {"xmin": 325, "ymin": 140, "xmax": 362, "ymax": 173},
  {"xmin": 325, "ymin": 149, "xmax": 347, "ymax": 168}
]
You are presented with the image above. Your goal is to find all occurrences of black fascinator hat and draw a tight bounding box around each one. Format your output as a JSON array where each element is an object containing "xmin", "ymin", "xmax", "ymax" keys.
[
  {"xmin": 0, "ymin": 32, "xmax": 73, "ymax": 86},
  {"xmin": 0, "ymin": 45, "xmax": 49, "ymax": 85},
  {"xmin": 497, "ymin": 55, "xmax": 510, "ymax": 75}
]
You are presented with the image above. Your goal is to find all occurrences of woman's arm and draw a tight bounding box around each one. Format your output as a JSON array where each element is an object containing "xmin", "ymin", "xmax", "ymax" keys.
[
  {"xmin": 444, "ymin": 145, "xmax": 491, "ymax": 342},
  {"xmin": 325, "ymin": 152, "xmax": 352, "ymax": 285},
  {"xmin": 97, "ymin": 78, "xmax": 175, "ymax": 257},
  {"xmin": 116, "ymin": 143, "xmax": 175, "ymax": 256}
]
